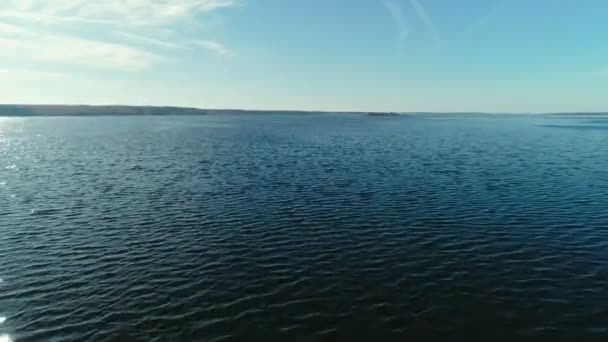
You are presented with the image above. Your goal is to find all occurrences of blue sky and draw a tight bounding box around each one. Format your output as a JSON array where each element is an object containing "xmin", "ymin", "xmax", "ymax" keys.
[{"xmin": 0, "ymin": 0, "xmax": 607, "ymax": 112}]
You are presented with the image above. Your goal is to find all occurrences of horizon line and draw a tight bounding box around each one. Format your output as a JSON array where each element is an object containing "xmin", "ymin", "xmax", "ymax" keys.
[{"xmin": 1, "ymin": 103, "xmax": 607, "ymax": 116}]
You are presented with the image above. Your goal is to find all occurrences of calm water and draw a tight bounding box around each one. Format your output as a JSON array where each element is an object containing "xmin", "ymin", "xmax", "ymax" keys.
[{"xmin": 1, "ymin": 114, "xmax": 608, "ymax": 341}]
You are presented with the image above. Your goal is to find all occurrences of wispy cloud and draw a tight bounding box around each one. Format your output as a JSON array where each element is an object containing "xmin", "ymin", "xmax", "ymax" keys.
[
  {"xmin": 0, "ymin": 10, "xmax": 115, "ymax": 25},
  {"xmin": 0, "ymin": 31, "xmax": 159, "ymax": 71},
  {"xmin": 460, "ymin": 0, "xmax": 510, "ymax": 40},
  {"xmin": 195, "ymin": 40, "xmax": 236, "ymax": 59},
  {"xmin": 0, "ymin": 21, "xmax": 28, "ymax": 35},
  {"xmin": 383, "ymin": 0, "xmax": 409, "ymax": 42},
  {"xmin": 0, "ymin": 0, "xmax": 239, "ymax": 73},
  {"xmin": 0, "ymin": 0, "xmax": 239, "ymax": 26},
  {"xmin": 0, "ymin": 68, "xmax": 74, "ymax": 81},
  {"xmin": 115, "ymin": 31, "xmax": 185, "ymax": 50},
  {"xmin": 409, "ymin": 0, "xmax": 441, "ymax": 47}
]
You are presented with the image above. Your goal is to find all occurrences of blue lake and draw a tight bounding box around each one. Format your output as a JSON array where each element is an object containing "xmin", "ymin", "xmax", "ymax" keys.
[{"xmin": 1, "ymin": 114, "xmax": 608, "ymax": 341}]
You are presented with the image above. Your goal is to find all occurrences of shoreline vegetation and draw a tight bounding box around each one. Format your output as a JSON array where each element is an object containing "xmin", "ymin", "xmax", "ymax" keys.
[
  {"xmin": 0, "ymin": 105, "xmax": 354, "ymax": 116},
  {"xmin": 367, "ymin": 112, "xmax": 400, "ymax": 116},
  {"xmin": 0, "ymin": 105, "xmax": 607, "ymax": 117}
]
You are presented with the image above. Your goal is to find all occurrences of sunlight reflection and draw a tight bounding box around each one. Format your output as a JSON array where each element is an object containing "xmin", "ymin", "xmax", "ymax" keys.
[
  {"xmin": 0, "ymin": 317, "xmax": 5, "ymax": 324},
  {"xmin": 0, "ymin": 334, "xmax": 12, "ymax": 342}
]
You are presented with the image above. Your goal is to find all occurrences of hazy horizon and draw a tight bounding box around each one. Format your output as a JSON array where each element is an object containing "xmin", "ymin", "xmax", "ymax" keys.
[
  {"xmin": 1, "ymin": 103, "xmax": 608, "ymax": 115},
  {"xmin": 0, "ymin": 103, "xmax": 608, "ymax": 116}
]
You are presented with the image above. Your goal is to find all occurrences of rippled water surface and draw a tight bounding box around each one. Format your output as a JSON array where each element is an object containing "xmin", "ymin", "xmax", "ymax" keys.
[{"xmin": 1, "ymin": 114, "xmax": 608, "ymax": 341}]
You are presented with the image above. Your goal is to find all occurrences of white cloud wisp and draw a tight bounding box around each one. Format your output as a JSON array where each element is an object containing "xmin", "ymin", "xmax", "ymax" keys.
[
  {"xmin": 384, "ymin": 0, "xmax": 409, "ymax": 42},
  {"xmin": 0, "ymin": 0, "xmax": 238, "ymax": 26},
  {"xmin": 0, "ymin": 0, "xmax": 238, "ymax": 74},
  {"xmin": 195, "ymin": 40, "xmax": 236, "ymax": 59},
  {"xmin": 409, "ymin": 0, "xmax": 441, "ymax": 47}
]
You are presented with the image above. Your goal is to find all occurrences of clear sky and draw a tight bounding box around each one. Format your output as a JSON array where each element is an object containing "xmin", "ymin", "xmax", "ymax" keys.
[{"xmin": 0, "ymin": 0, "xmax": 607, "ymax": 112}]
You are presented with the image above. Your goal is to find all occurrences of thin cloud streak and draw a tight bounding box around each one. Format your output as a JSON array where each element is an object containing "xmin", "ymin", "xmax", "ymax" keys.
[
  {"xmin": 0, "ymin": 28, "xmax": 160, "ymax": 71},
  {"xmin": 115, "ymin": 31, "xmax": 185, "ymax": 50},
  {"xmin": 0, "ymin": 21, "xmax": 29, "ymax": 35},
  {"xmin": 0, "ymin": 0, "xmax": 239, "ymax": 26},
  {"xmin": 0, "ymin": 1, "xmax": 239, "ymax": 73},
  {"xmin": 460, "ymin": 0, "xmax": 510, "ymax": 40},
  {"xmin": 409, "ymin": 0, "xmax": 441, "ymax": 47},
  {"xmin": 195, "ymin": 40, "xmax": 236, "ymax": 59},
  {"xmin": 0, "ymin": 68, "xmax": 74, "ymax": 81},
  {"xmin": 0, "ymin": 10, "xmax": 115, "ymax": 25},
  {"xmin": 383, "ymin": 0, "xmax": 409, "ymax": 42}
]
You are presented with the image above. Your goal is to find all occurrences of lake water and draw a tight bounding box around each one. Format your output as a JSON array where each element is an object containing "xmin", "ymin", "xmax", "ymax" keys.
[{"xmin": 1, "ymin": 114, "xmax": 608, "ymax": 341}]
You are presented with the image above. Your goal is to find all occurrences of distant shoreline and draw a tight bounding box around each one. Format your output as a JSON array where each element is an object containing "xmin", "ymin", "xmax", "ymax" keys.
[
  {"xmin": 0, "ymin": 105, "xmax": 355, "ymax": 117},
  {"xmin": 0, "ymin": 105, "xmax": 607, "ymax": 117}
]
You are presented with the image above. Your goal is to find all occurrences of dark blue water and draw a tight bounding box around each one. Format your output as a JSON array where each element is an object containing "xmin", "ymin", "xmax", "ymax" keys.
[{"xmin": 1, "ymin": 114, "xmax": 608, "ymax": 341}]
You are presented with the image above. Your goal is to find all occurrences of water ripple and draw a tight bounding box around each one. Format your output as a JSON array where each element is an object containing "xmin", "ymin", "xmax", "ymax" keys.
[{"xmin": 1, "ymin": 115, "xmax": 608, "ymax": 340}]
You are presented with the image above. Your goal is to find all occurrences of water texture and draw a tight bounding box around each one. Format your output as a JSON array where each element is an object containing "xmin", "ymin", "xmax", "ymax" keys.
[{"xmin": 1, "ymin": 114, "xmax": 608, "ymax": 341}]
